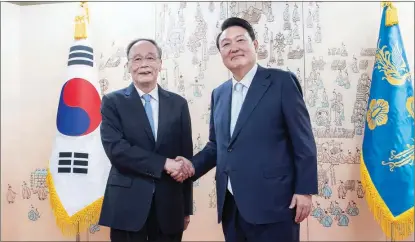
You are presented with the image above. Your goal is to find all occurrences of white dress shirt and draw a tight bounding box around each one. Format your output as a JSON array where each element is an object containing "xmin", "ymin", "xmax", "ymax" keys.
[
  {"xmin": 135, "ymin": 85, "xmax": 159, "ymax": 141},
  {"xmin": 228, "ymin": 64, "xmax": 258, "ymax": 194}
]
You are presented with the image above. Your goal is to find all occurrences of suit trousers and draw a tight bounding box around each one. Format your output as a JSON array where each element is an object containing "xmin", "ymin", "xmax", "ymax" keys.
[
  {"xmin": 110, "ymin": 195, "xmax": 183, "ymax": 242},
  {"xmin": 221, "ymin": 191, "xmax": 300, "ymax": 242}
]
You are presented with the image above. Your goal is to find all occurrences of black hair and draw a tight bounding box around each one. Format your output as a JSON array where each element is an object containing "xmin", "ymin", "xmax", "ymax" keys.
[
  {"xmin": 126, "ymin": 38, "xmax": 162, "ymax": 59},
  {"xmin": 216, "ymin": 17, "xmax": 256, "ymax": 50}
]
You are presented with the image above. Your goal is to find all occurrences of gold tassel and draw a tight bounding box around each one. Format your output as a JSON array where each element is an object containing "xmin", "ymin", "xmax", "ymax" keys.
[
  {"xmin": 46, "ymin": 168, "xmax": 104, "ymax": 236},
  {"xmin": 74, "ymin": 16, "xmax": 87, "ymax": 40},
  {"xmin": 74, "ymin": 2, "xmax": 89, "ymax": 40},
  {"xmin": 360, "ymin": 154, "xmax": 414, "ymax": 241},
  {"xmin": 382, "ymin": 2, "xmax": 399, "ymax": 26}
]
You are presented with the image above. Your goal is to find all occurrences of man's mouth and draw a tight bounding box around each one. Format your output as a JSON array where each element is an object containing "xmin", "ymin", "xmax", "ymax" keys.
[
  {"xmin": 231, "ymin": 55, "xmax": 244, "ymax": 60},
  {"xmin": 139, "ymin": 71, "xmax": 152, "ymax": 75}
]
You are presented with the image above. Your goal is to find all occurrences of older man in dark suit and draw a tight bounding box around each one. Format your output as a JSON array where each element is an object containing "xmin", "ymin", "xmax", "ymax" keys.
[{"xmin": 98, "ymin": 38, "xmax": 193, "ymax": 242}]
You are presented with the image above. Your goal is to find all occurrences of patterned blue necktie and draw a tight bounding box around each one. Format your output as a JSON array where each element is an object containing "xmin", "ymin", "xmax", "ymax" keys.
[{"xmin": 142, "ymin": 94, "xmax": 155, "ymax": 138}]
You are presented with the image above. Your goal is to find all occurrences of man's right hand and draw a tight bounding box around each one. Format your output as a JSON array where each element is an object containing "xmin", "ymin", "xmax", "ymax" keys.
[
  {"xmin": 166, "ymin": 156, "xmax": 194, "ymax": 182},
  {"xmin": 164, "ymin": 158, "xmax": 194, "ymax": 182}
]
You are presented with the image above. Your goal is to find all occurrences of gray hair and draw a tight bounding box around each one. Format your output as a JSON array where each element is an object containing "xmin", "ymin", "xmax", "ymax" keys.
[{"xmin": 126, "ymin": 38, "xmax": 162, "ymax": 59}]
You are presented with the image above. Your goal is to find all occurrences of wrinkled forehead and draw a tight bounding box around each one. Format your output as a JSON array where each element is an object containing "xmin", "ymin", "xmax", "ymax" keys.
[
  {"xmin": 219, "ymin": 26, "xmax": 250, "ymax": 42},
  {"xmin": 129, "ymin": 41, "xmax": 158, "ymax": 57}
]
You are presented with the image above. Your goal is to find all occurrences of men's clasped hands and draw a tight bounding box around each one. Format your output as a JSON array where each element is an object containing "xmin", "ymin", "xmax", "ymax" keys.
[{"xmin": 164, "ymin": 156, "xmax": 194, "ymax": 182}]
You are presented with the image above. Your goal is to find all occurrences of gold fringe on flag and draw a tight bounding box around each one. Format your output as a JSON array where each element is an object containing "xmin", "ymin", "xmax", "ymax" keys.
[
  {"xmin": 360, "ymin": 155, "xmax": 414, "ymax": 241},
  {"xmin": 382, "ymin": 2, "xmax": 399, "ymax": 26},
  {"xmin": 46, "ymin": 168, "xmax": 104, "ymax": 236}
]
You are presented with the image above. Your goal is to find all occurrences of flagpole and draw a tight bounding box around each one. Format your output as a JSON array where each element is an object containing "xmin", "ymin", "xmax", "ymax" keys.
[
  {"xmin": 390, "ymin": 223, "xmax": 395, "ymax": 242},
  {"xmin": 86, "ymin": 226, "xmax": 90, "ymax": 242},
  {"xmin": 76, "ymin": 222, "xmax": 80, "ymax": 242}
]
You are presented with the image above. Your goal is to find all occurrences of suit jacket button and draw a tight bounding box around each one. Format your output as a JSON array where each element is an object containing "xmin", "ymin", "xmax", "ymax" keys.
[{"xmin": 228, "ymin": 148, "xmax": 232, "ymax": 152}]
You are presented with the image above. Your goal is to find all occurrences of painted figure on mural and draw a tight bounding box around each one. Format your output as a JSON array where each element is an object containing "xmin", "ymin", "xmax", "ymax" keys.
[
  {"xmin": 331, "ymin": 91, "xmax": 345, "ymax": 126},
  {"xmin": 315, "ymin": 72, "xmax": 324, "ymax": 89},
  {"xmin": 346, "ymin": 201, "xmax": 359, "ymax": 216},
  {"xmin": 28, "ymin": 205, "xmax": 40, "ymax": 221},
  {"xmin": 321, "ymin": 181, "xmax": 332, "ymax": 199},
  {"xmin": 320, "ymin": 210, "xmax": 333, "ymax": 227},
  {"xmin": 356, "ymin": 181, "xmax": 365, "ymax": 198},
  {"xmin": 6, "ymin": 184, "xmax": 17, "ymax": 204},
  {"xmin": 336, "ymin": 211, "xmax": 349, "ymax": 226},
  {"xmin": 311, "ymin": 201, "xmax": 324, "ymax": 219},
  {"xmin": 36, "ymin": 183, "xmax": 48, "ymax": 201},
  {"xmin": 89, "ymin": 224, "xmax": 101, "ymax": 234},
  {"xmin": 21, "ymin": 181, "xmax": 31, "ymax": 199},
  {"xmin": 193, "ymin": 134, "xmax": 204, "ymax": 152},
  {"xmin": 177, "ymin": 75, "xmax": 185, "ymax": 96},
  {"xmin": 315, "ymin": 24, "xmax": 322, "ymax": 43},
  {"xmin": 306, "ymin": 36, "xmax": 313, "ymax": 53},
  {"xmin": 201, "ymin": 104, "xmax": 211, "ymax": 125},
  {"xmin": 320, "ymin": 89, "xmax": 329, "ymax": 108},
  {"xmin": 330, "ymin": 201, "xmax": 343, "ymax": 218},
  {"xmin": 307, "ymin": 88, "xmax": 318, "ymax": 107},
  {"xmin": 209, "ymin": 185, "xmax": 217, "ymax": 208},
  {"xmin": 191, "ymin": 79, "xmax": 204, "ymax": 97}
]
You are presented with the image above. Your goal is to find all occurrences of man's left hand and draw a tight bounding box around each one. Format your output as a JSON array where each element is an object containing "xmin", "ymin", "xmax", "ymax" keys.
[
  {"xmin": 289, "ymin": 194, "xmax": 312, "ymax": 223},
  {"xmin": 184, "ymin": 216, "xmax": 190, "ymax": 230}
]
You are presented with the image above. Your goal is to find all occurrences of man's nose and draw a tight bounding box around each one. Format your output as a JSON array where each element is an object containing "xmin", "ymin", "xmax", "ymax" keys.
[
  {"xmin": 230, "ymin": 47, "xmax": 240, "ymax": 54},
  {"xmin": 138, "ymin": 63, "xmax": 150, "ymax": 68}
]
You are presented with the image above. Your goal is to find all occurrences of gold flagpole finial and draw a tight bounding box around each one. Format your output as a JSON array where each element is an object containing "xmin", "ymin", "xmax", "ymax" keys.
[
  {"xmin": 382, "ymin": 1, "xmax": 399, "ymax": 26},
  {"xmin": 80, "ymin": 1, "xmax": 90, "ymax": 24},
  {"xmin": 74, "ymin": 1, "xmax": 89, "ymax": 40}
]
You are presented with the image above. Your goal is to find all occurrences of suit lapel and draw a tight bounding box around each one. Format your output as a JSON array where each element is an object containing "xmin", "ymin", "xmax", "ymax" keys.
[
  {"xmin": 229, "ymin": 66, "xmax": 271, "ymax": 146},
  {"xmin": 155, "ymin": 86, "xmax": 170, "ymax": 150},
  {"xmin": 124, "ymin": 83, "xmax": 155, "ymax": 143},
  {"xmin": 222, "ymin": 80, "xmax": 233, "ymax": 142}
]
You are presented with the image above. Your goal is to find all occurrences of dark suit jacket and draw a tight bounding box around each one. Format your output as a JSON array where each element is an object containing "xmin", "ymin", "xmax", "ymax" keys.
[
  {"xmin": 98, "ymin": 83, "xmax": 193, "ymax": 234},
  {"xmin": 192, "ymin": 65, "xmax": 318, "ymax": 225}
]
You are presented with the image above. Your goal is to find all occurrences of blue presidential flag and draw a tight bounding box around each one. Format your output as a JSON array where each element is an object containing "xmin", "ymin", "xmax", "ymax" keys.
[{"xmin": 361, "ymin": 2, "xmax": 414, "ymax": 241}]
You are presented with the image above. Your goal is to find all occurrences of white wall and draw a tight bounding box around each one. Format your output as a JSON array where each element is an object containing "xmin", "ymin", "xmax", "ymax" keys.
[
  {"xmin": 1, "ymin": 1, "xmax": 22, "ymax": 237},
  {"xmin": 1, "ymin": 2, "xmax": 21, "ymax": 190}
]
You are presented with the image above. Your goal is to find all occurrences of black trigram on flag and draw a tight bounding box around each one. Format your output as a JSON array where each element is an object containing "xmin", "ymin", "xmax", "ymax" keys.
[{"xmin": 58, "ymin": 152, "xmax": 89, "ymax": 174}]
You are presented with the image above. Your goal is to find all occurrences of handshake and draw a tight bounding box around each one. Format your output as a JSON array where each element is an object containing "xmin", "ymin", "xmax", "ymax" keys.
[{"xmin": 164, "ymin": 156, "xmax": 195, "ymax": 182}]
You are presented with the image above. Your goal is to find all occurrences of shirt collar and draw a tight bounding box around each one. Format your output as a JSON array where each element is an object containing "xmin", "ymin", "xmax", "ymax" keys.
[
  {"xmin": 135, "ymin": 84, "xmax": 159, "ymax": 101},
  {"xmin": 232, "ymin": 63, "xmax": 258, "ymax": 89}
]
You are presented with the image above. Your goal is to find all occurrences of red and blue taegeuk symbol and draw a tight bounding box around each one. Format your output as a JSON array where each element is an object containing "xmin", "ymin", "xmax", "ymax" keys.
[{"xmin": 57, "ymin": 78, "xmax": 101, "ymax": 136}]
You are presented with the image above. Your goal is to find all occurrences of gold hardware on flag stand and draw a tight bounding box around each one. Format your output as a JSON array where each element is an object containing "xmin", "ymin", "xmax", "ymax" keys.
[
  {"xmin": 381, "ymin": 1, "xmax": 398, "ymax": 26},
  {"xmin": 75, "ymin": 2, "xmax": 89, "ymax": 40}
]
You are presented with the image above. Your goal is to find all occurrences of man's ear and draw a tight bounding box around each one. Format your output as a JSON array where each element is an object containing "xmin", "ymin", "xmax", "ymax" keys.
[
  {"xmin": 253, "ymin": 39, "xmax": 259, "ymax": 52},
  {"xmin": 127, "ymin": 62, "xmax": 132, "ymax": 73}
]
